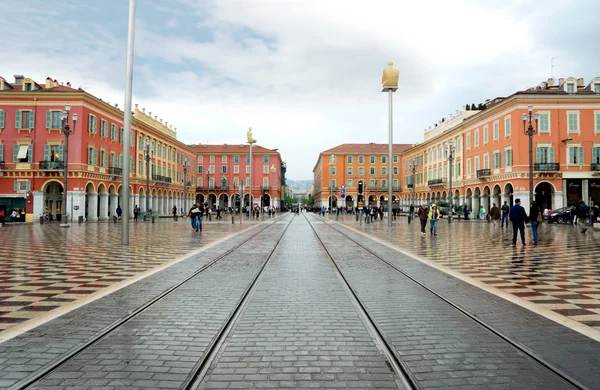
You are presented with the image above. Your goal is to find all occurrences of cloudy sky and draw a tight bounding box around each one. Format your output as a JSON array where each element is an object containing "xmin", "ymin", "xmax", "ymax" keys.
[{"xmin": 2, "ymin": 0, "xmax": 598, "ymax": 179}]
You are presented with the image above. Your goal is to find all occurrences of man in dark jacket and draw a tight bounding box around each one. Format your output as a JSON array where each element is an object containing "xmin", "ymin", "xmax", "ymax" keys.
[
  {"xmin": 501, "ymin": 201, "xmax": 510, "ymax": 229},
  {"xmin": 576, "ymin": 200, "xmax": 589, "ymax": 233},
  {"xmin": 509, "ymin": 198, "xmax": 528, "ymax": 246},
  {"xmin": 417, "ymin": 204, "xmax": 429, "ymax": 237}
]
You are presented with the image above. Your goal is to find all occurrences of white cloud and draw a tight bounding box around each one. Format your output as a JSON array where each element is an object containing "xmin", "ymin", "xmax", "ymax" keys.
[{"xmin": 1, "ymin": 0, "xmax": 598, "ymax": 180}]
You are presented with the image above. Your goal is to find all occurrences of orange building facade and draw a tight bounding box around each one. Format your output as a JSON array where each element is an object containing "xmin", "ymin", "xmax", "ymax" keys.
[
  {"xmin": 312, "ymin": 143, "xmax": 411, "ymax": 209},
  {"xmin": 399, "ymin": 76, "xmax": 600, "ymax": 214}
]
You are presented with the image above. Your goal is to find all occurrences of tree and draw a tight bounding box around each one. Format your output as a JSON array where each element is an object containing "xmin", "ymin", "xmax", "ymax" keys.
[
  {"xmin": 465, "ymin": 104, "xmax": 470, "ymax": 111},
  {"xmin": 478, "ymin": 103, "xmax": 485, "ymax": 110},
  {"xmin": 471, "ymin": 103, "xmax": 476, "ymax": 110},
  {"xmin": 306, "ymin": 195, "xmax": 315, "ymax": 206}
]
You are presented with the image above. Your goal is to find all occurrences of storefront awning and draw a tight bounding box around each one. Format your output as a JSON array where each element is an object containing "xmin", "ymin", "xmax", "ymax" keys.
[{"xmin": 17, "ymin": 145, "xmax": 29, "ymax": 160}]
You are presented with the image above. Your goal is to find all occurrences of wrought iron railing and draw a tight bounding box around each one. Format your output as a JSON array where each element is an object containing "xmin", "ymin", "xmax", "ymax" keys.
[
  {"xmin": 592, "ymin": 163, "xmax": 600, "ymax": 171},
  {"xmin": 38, "ymin": 161, "xmax": 64, "ymax": 170},
  {"xmin": 152, "ymin": 175, "xmax": 172, "ymax": 183},
  {"xmin": 534, "ymin": 163, "xmax": 560, "ymax": 172},
  {"xmin": 427, "ymin": 178, "xmax": 447, "ymax": 186},
  {"xmin": 108, "ymin": 167, "xmax": 122, "ymax": 175},
  {"xmin": 476, "ymin": 169, "xmax": 491, "ymax": 178}
]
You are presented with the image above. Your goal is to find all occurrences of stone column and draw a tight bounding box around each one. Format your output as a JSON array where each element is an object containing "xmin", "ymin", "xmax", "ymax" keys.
[
  {"xmin": 67, "ymin": 191, "xmax": 86, "ymax": 222},
  {"xmin": 473, "ymin": 196, "xmax": 480, "ymax": 219},
  {"xmin": 459, "ymin": 195, "xmax": 465, "ymax": 206},
  {"xmin": 553, "ymin": 191, "xmax": 564, "ymax": 210},
  {"xmin": 133, "ymin": 194, "xmax": 140, "ymax": 211},
  {"xmin": 140, "ymin": 194, "xmax": 146, "ymax": 213},
  {"xmin": 153, "ymin": 195, "xmax": 158, "ymax": 214},
  {"xmin": 109, "ymin": 194, "xmax": 118, "ymax": 218},
  {"xmin": 99, "ymin": 193, "xmax": 109, "ymax": 220},
  {"xmin": 87, "ymin": 192, "xmax": 98, "ymax": 221},
  {"xmin": 482, "ymin": 195, "xmax": 489, "ymax": 213},
  {"xmin": 583, "ymin": 179, "xmax": 589, "ymax": 204},
  {"xmin": 33, "ymin": 191, "xmax": 45, "ymax": 221},
  {"xmin": 514, "ymin": 191, "xmax": 529, "ymax": 209}
]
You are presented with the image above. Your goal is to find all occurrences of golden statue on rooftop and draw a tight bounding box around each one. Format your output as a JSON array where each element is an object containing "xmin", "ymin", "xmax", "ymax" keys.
[
  {"xmin": 382, "ymin": 60, "xmax": 399, "ymax": 88},
  {"xmin": 247, "ymin": 127, "xmax": 257, "ymax": 143}
]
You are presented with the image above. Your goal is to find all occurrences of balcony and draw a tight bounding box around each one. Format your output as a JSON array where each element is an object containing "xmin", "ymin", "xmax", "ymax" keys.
[
  {"xmin": 427, "ymin": 178, "xmax": 447, "ymax": 187},
  {"xmin": 108, "ymin": 167, "xmax": 122, "ymax": 175},
  {"xmin": 534, "ymin": 163, "xmax": 560, "ymax": 172},
  {"xmin": 476, "ymin": 169, "xmax": 491, "ymax": 178},
  {"xmin": 0, "ymin": 161, "xmax": 5, "ymax": 170},
  {"xmin": 152, "ymin": 175, "xmax": 172, "ymax": 184},
  {"xmin": 38, "ymin": 160, "xmax": 64, "ymax": 170},
  {"xmin": 592, "ymin": 163, "xmax": 600, "ymax": 172}
]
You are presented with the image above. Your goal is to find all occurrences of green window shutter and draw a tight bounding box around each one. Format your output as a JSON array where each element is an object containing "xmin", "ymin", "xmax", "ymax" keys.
[
  {"xmin": 15, "ymin": 110, "xmax": 21, "ymax": 128},
  {"xmin": 28, "ymin": 145, "xmax": 32, "ymax": 162},
  {"xmin": 93, "ymin": 149, "xmax": 98, "ymax": 166},
  {"xmin": 569, "ymin": 147, "xmax": 574, "ymax": 164},
  {"xmin": 58, "ymin": 145, "xmax": 63, "ymax": 161},
  {"xmin": 14, "ymin": 180, "xmax": 18, "ymax": 192},
  {"xmin": 26, "ymin": 180, "xmax": 31, "ymax": 192},
  {"xmin": 88, "ymin": 115, "xmax": 92, "ymax": 132},
  {"xmin": 549, "ymin": 147, "xmax": 554, "ymax": 163},
  {"xmin": 29, "ymin": 111, "xmax": 34, "ymax": 128},
  {"xmin": 94, "ymin": 117, "xmax": 98, "ymax": 134},
  {"xmin": 104, "ymin": 153, "xmax": 108, "ymax": 168},
  {"xmin": 593, "ymin": 147, "xmax": 598, "ymax": 163},
  {"xmin": 44, "ymin": 144, "xmax": 50, "ymax": 161},
  {"xmin": 0, "ymin": 110, "xmax": 4, "ymax": 128},
  {"xmin": 120, "ymin": 127, "xmax": 124, "ymax": 143},
  {"xmin": 535, "ymin": 147, "xmax": 540, "ymax": 164},
  {"xmin": 130, "ymin": 157, "xmax": 134, "ymax": 174},
  {"xmin": 120, "ymin": 154, "xmax": 123, "ymax": 168},
  {"xmin": 578, "ymin": 147, "xmax": 584, "ymax": 165},
  {"xmin": 46, "ymin": 111, "xmax": 51, "ymax": 128},
  {"xmin": 0, "ymin": 144, "xmax": 3, "ymax": 162},
  {"xmin": 14, "ymin": 144, "xmax": 19, "ymax": 162}
]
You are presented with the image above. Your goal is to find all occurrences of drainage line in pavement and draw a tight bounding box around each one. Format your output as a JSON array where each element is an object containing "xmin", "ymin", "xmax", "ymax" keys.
[
  {"xmin": 318, "ymin": 215, "xmax": 589, "ymax": 390},
  {"xmin": 183, "ymin": 213, "xmax": 297, "ymax": 390},
  {"xmin": 11, "ymin": 214, "xmax": 289, "ymax": 390},
  {"xmin": 303, "ymin": 213, "xmax": 419, "ymax": 390}
]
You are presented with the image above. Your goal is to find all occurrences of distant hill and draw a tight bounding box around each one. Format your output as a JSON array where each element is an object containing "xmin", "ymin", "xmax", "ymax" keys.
[{"xmin": 287, "ymin": 179, "xmax": 313, "ymax": 192}]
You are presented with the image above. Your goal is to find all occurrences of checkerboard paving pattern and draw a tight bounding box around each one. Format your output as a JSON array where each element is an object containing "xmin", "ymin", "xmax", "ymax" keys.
[
  {"xmin": 0, "ymin": 219, "xmax": 253, "ymax": 334},
  {"xmin": 333, "ymin": 215, "xmax": 600, "ymax": 333}
]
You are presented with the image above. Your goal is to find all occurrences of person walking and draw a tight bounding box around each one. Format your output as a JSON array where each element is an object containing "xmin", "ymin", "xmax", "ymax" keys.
[
  {"xmin": 133, "ymin": 205, "xmax": 139, "ymax": 221},
  {"xmin": 501, "ymin": 201, "xmax": 510, "ymax": 230},
  {"xmin": 417, "ymin": 203, "xmax": 429, "ymax": 237},
  {"xmin": 428, "ymin": 204, "xmax": 440, "ymax": 236},
  {"xmin": 116, "ymin": 205, "xmax": 122, "ymax": 221},
  {"xmin": 188, "ymin": 203, "xmax": 200, "ymax": 231},
  {"xmin": 576, "ymin": 199, "xmax": 590, "ymax": 233},
  {"xmin": 409, "ymin": 204, "xmax": 415, "ymax": 220},
  {"xmin": 464, "ymin": 205, "xmax": 470, "ymax": 220},
  {"xmin": 529, "ymin": 200, "xmax": 541, "ymax": 245},
  {"xmin": 509, "ymin": 198, "xmax": 528, "ymax": 246},
  {"xmin": 490, "ymin": 203, "xmax": 501, "ymax": 226},
  {"xmin": 172, "ymin": 205, "xmax": 178, "ymax": 221}
]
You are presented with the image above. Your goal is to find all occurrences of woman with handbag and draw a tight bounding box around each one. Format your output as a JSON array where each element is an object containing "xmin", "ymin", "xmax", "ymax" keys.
[{"xmin": 529, "ymin": 200, "xmax": 542, "ymax": 245}]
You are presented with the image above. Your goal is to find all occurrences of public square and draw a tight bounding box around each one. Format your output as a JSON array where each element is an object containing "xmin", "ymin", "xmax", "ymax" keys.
[{"xmin": 0, "ymin": 213, "xmax": 598, "ymax": 389}]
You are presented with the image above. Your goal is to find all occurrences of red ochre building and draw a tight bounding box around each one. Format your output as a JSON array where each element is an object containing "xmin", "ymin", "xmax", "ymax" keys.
[{"xmin": 0, "ymin": 74, "xmax": 283, "ymax": 222}]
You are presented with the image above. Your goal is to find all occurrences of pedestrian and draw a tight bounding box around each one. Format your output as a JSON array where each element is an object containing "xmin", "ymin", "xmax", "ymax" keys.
[
  {"xmin": 464, "ymin": 205, "xmax": 469, "ymax": 220},
  {"xmin": 490, "ymin": 203, "xmax": 501, "ymax": 226},
  {"xmin": 593, "ymin": 205, "xmax": 600, "ymax": 226},
  {"xmin": 417, "ymin": 203, "xmax": 429, "ymax": 237},
  {"xmin": 116, "ymin": 205, "xmax": 122, "ymax": 221},
  {"xmin": 479, "ymin": 205, "xmax": 485, "ymax": 220},
  {"xmin": 529, "ymin": 200, "xmax": 542, "ymax": 245},
  {"xmin": 379, "ymin": 205, "xmax": 384, "ymax": 221},
  {"xmin": 576, "ymin": 199, "xmax": 590, "ymax": 233},
  {"xmin": 501, "ymin": 201, "xmax": 510, "ymax": 230},
  {"xmin": 172, "ymin": 205, "xmax": 178, "ymax": 221},
  {"xmin": 216, "ymin": 206, "xmax": 222, "ymax": 220},
  {"xmin": 189, "ymin": 202, "xmax": 202, "ymax": 231},
  {"xmin": 428, "ymin": 204, "xmax": 440, "ymax": 236},
  {"xmin": 409, "ymin": 203, "xmax": 415, "ymax": 220},
  {"xmin": 509, "ymin": 198, "xmax": 528, "ymax": 246},
  {"xmin": 133, "ymin": 205, "xmax": 139, "ymax": 221}
]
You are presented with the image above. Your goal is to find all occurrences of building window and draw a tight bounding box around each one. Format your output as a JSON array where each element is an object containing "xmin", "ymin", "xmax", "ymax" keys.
[
  {"xmin": 369, "ymin": 167, "xmax": 375, "ymax": 175},
  {"xmin": 466, "ymin": 133, "xmax": 471, "ymax": 150},
  {"xmin": 358, "ymin": 167, "xmax": 365, "ymax": 175},
  {"xmin": 197, "ymin": 155, "xmax": 203, "ymax": 164},
  {"xmin": 197, "ymin": 178, "xmax": 203, "ymax": 187},
  {"xmin": 457, "ymin": 139, "xmax": 461, "ymax": 153},
  {"xmin": 381, "ymin": 167, "xmax": 388, "ymax": 175},
  {"xmin": 221, "ymin": 166, "xmax": 228, "ymax": 174},
  {"xmin": 591, "ymin": 146, "xmax": 600, "ymax": 164},
  {"xmin": 44, "ymin": 144, "xmax": 63, "ymax": 162},
  {"xmin": 393, "ymin": 167, "xmax": 399, "ymax": 174},
  {"xmin": 233, "ymin": 155, "xmax": 240, "ymax": 163},
  {"xmin": 393, "ymin": 155, "xmax": 399, "ymax": 163},
  {"xmin": 483, "ymin": 125, "xmax": 488, "ymax": 145},
  {"xmin": 539, "ymin": 113, "xmax": 550, "ymax": 133},
  {"xmin": 246, "ymin": 178, "xmax": 250, "ymax": 187},
  {"xmin": 222, "ymin": 155, "xmax": 227, "ymax": 163},
  {"xmin": 245, "ymin": 155, "xmax": 250, "ymax": 163},
  {"xmin": 263, "ymin": 165, "xmax": 269, "ymax": 174},
  {"xmin": 14, "ymin": 180, "xmax": 31, "ymax": 192},
  {"xmin": 262, "ymin": 178, "xmax": 268, "ymax": 187},
  {"xmin": 567, "ymin": 112, "xmax": 580, "ymax": 133},
  {"xmin": 346, "ymin": 155, "xmax": 354, "ymax": 164},
  {"xmin": 99, "ymin": 119, "xmax": 108, "ymax": 137},
  {"xmin": 197, "ymin": 166, "xmax": 204, "ymax": 174},
  {"xmin": 46, "ymin": 110, "xmax": 62, "ymax": 129},
  {"xmin": 567, "ymin": 83, "xmax": 575, "ymax": 93},
  {"xmin": 595, "ymin": 112, "xmax": 600, "ymax": 134},
  {"xmin": 246, "ymin": 165, "xmax": 250, "ymax": 174},
  {"xmin": 330, "ymin": 166, "xmax": 336, "ymax": 175},
  {"xmin": 474, "ymin": 130, "xmax": 479, "ymax": 148},
  {"xmin": 347, "ymin": 167, "xmax": 354, "ymax": 175},
  {"xmin": 234, "ymin": 165, "xmax": 239, "ymax": 174},
  {"xmin": 504, "ymin": 117, "xmax": 511, "ymax": 137},
  {"xmin": 13, "ymin": 144, "xmax": 32, "ymax": 163},
  {"xmin": 381, "ymin": 156, "xmax": 388, "ymax": 164},
  {"xmin": 110, "ymin": 124, "xmax": 117, "ymax": 141},
  {"xmin": 536, "ymin": 146, "xmax": 554, "ymax": 164},
  {"xmin": 0, "ymin": 109, "xmax": 5, "ymax": 129},
  {"xmin": 483, "ymin": 154, "xmax": 489, "ymax": 169},
  {"xmin": 393, "ymin": 178, "xmax": 399, "ymax": 188},
  {"xmin": 369, "ymin": 156, "xmax": 376, "ymax": 164},
  {"xmin": 492, "ymin": 151, "xmax": 501, "ymax": 169},
  {"xmin": 209, "ymin": 165, "xmax": 215, "ymax": 174},
  {"xmin": 347, "ymin": 179, "xmax": 354, "ymax": 187},
  {"xmin": 15, "ymin": 110, "xmax": 34, "ymax": 129},
  {"xmin": 595, "ymin": 84, "xmax": 600, "ymax": 93},
  {"xmin": 210, "ymin": 155, "xmax": 215, "ymax": 163},
  {"xmin": 358, "ymin": 155, "xmax": 364, "ymax": 164},
  {"xmin": 568, "ymin": 145, "xmax": 584, "ymax": 165},
  {"xmin": 466, "ymin": 158, "xmax": 471, "ymax": 175},
  {"xmin": 493, "ymin": 122, "xmax": 499, "ymax": 141},
  {"xmin": 504, "ymin": 149, "xmax": 513, "ymax": 168},
  {"xmin": 474, "ymin": 156, "xmax": 480, "ymax": 171},
  {"xmin": 262, "ymin": 155, "xmax": 270, "ymax": 163}
]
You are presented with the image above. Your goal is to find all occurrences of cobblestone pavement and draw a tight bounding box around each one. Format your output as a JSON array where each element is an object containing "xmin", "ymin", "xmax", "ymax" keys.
[
  {"xmin": 199, "ymin": 216, "xmax": 401, "ymax": 389},
  {"xmin": 0, "ymin": 216, "xmax": 265, "ymax": 335},
  {"xmin": 16, "ymin": 216, "xmax": 293, "ymax": 390},
  {"xmin": 327, "ymin": 213, "xmax": 600, "ymax": 334},
  {"xmin": 308, "ymin": 214, "xmax": 594, "ymax": 389}
]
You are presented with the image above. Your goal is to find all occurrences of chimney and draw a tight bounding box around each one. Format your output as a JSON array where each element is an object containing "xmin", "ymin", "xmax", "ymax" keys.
[
  {"xmin": 53, "ymin": 79, "xmax": 58, "ymax": 87},
  {"xmin": 45, "ymin": 77, "xmax": 53, "ymax": 88},
  {"xmin": 14, "ymin": 75, "xmax": 24, "ymax": 85},
  {"xmin": 547, "ymin": 78, "xmax": 554, "ymax": 87},
  {"xmin": 559, "ymin": 78, "xmax": 564, "ymax": 86},
  {"xmin": 66, "ymin": 81, "xmax": 71, "ymax": 88},
  {"xmin": 577, "ymin": 78, "xmax": 584, "ymax": 87}
]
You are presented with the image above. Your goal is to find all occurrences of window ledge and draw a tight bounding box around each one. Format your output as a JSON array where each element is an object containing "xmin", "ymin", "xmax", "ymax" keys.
[{"xmin": 17, "ymin": 128, "xmax": 33, "ymax": 133}]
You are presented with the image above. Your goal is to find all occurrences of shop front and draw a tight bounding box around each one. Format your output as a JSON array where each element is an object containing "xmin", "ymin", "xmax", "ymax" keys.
[
  {"xmin": 0, "ymin": 196, "xmax": 27, "ymax": 222},
  {"xmin": 566, "ymin": 179, "xmax": 582, "ymax": 207},
  {"xmin": 589, "ymin": 179, "xmax": 600, "ymax": 206}
]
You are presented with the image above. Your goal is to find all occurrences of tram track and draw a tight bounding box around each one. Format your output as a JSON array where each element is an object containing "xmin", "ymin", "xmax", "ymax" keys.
[
  {"xmin": 306, "ymin": 213, "xmax": 588, "ymax": 390},
  {"xmin": 11, "ymin": 214, "xmax": 291, "ymax": 390}
]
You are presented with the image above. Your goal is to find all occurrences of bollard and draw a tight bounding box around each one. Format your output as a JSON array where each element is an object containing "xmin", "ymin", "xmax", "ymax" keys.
[
  {"xmin": 40, "ymin": 215, "xmax": 44, "ymax": 225},
  {"xmin": 151, "ymin": 215, "xmax": 155, "ymax": 224},
  {"xmin": 78, "ymin": 216, "xmax": 83, "ymax": 224}
]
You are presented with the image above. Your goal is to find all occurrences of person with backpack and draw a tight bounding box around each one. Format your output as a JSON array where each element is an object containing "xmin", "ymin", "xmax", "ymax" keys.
[
  {"xmin": 417, "ymin": 203, "xmax": 429, "ymax": 237},
  {"xmin": 576, "ymin": 199, "xmax": 590, "ymax": 233},
  {"xmin": 529, "ymin": 200, "xmax": 542, "ymax": 245},
  {"xmin": 501, "ymin": 201, "xmax": 510, "ymax": 230},
  {"xmin": 509, "ymin": 198, "xmax": 528, "ymax": 246}
]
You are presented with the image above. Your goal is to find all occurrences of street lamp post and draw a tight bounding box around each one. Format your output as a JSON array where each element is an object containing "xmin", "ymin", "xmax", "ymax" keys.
[
  {"xmin": 382, "ymin": 60, "xmax": 399, "ymax": 228},
  {"xmin": 522, "ymin": 105, "xmax": 539, "ymax": 206},
  {"xmin": 60, "ymin": 104, "xmax": 77, "ymax": 228},
  {"xmin": 270, "ymin": 164, "xmax": 276, "ymax": 210},
  {"xmin": 408, "ymin": 157, "xmax": 417, "ymax": 223},
  {"xmin": 144, "ymin": 140, "xmax": 152, "ymax": 220},
  {"xmin": 221, "ymin": 176, "xmax": 226, "ymax": 211},
  {"xmin": 446, "ymin": 140, "xmax": 455, "ymax": 224},
  {"xmin": 183, "ymin": 161, "xmax": 189, "ymax": 214},
  {"xmin": 247, "ymin": 128, "xmax": 257, "ymax": 212}
]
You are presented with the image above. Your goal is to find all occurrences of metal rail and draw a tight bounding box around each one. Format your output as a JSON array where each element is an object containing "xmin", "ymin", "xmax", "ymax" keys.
[{"xmin": 311, "ymin": 214, "xmax": 588, "ymax": 390}]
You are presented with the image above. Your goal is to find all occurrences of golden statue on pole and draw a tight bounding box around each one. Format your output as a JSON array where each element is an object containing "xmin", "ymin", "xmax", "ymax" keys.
[
  {"xmin": 382, "ymin": 60, "xmax": 399, "ymax": 88},
  {"xmin": 247, "ymin": 127, "xmax": 257, "ymax": 144}
]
